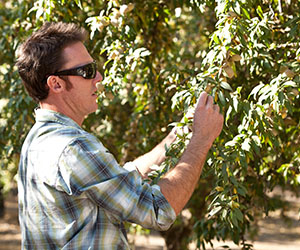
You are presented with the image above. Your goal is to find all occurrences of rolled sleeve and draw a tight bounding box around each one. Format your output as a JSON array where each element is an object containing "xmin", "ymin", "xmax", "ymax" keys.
[
  {"xmin": 57, "ymin": 136, "xmax": 176, "ymax": 231},
  {"xmin": 147, "ymin": 184, "xmax": 176, "ymax": 231}
]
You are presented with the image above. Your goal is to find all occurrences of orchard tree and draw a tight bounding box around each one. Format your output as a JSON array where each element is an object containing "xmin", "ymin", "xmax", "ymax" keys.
[{"xmin": 0, "ymin": 0, "xmax": 299, "ymax": 249}]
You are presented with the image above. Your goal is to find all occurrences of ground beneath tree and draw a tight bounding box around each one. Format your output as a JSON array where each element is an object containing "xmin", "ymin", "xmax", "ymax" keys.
[{"xmin": 1, "ymin": 188, "xmax": 299, "ymax": 250}]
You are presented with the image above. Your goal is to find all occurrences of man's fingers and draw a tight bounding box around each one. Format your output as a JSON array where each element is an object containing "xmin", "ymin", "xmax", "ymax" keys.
[
  {"xmin": 206, "ymin": 95, "xmax": 214, "ymax": 106},
  {"xmin": 194, "ymin": 92, "xmax": 221, "ymax": 117},
  {"xmin": 196, "ymin": 92, "xmax": 216, "ymax": 108},
  {"xmin": 214, "ymin": 104, "xmax": 220, "ymax": 113},
  {"xmin": 197, "ymin": 92, "xmax": 208, "ymax": 107}
]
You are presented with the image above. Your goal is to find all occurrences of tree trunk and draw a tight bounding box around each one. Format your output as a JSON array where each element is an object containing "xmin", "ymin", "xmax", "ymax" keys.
[{"xmin": 0, "ymin": 187, "xmax": 4, "ymax": 218}]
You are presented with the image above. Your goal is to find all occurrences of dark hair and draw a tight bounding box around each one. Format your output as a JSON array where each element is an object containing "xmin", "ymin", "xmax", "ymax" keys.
[{"xmin": 16, "ymin": 22, "xmax": 87, "ymax": 102}]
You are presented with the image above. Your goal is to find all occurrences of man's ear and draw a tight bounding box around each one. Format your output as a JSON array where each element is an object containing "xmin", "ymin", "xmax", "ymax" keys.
[{"xmin": 46, "ymin": 76, "xmax": 63, "ymax": 93}]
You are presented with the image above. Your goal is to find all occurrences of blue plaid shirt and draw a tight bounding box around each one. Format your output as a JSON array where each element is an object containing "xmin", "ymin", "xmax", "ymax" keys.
[{"xmin": 18, "ymin": 109, "xmax": 176, "ymax": 249}]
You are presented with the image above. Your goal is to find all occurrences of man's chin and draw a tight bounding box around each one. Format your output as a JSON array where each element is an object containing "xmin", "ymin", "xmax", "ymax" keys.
[{"xmin": 87, "ymin": 105, "xmax": 99, "ymax": 116}]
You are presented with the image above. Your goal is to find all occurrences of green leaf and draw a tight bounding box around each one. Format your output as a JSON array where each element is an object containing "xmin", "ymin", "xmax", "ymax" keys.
[
  {"xmin": 213, "ymin": 32, "xmax": 221, "ymax": 45},
  {"xmin": 283, "ymin": 81, "xmax": 296, "ymax": 87},
  {"xmin": 234, "ymin": 208, "xmax": 243, "ymax": 222},
  {"xmin": 256, "ymin": 5, "xmax": 263, "ymax": 19},
  {"xmin": 278, "ymin": 91, "xmax": 285, "ymax": 104},
  {"xmin": 233, "ymin": 96, "xmax": 238, "ymax": 112},
  {"xmin": 222, "ymin": 208, "xmax": 228, "ymax": 219},
  {"xmin": 220, "ymin": 81, "xmax": 233, "ymax": 91},
  {"xmin": 241, "ymin": 138, "xmax": 251, "ymax": 151},
  {"xmin": 230, "ymin": 176, "xmax": 239, "ymax": 187},
  {"xmin": 239, "ymin": 151, "xmax": 248, "ymax": 170},
  {"xmin": 219, "ymin": 91, "xmax": 226, "ymax": 105},
  {"xmin": 237, "ymin": 186, "xmax": 246, "ymax": 197},
  {"xmin": 241, "ymin": 7, "xmax": 250, "ymax": 19},
  {"xmin": 225, "ymin": 105, "xmax": 232, "ymax": 125},
  {"xmin": 209, "ymin": 206, "xmax": 222, "ymax": 217},
  {"xmin": 222, "ymin": 164, "xmax": 228, "ymax": 182},
  {"xmin": 230, "ymin": 211, "xmax": 239, "ymax": 227},
  {"xmin": 75, "ymin": 0, "xmax": 83, "ymax": 9},
  {"xmin": 249, "ymin": 83, "xmax": 264, "ymax": 100}
]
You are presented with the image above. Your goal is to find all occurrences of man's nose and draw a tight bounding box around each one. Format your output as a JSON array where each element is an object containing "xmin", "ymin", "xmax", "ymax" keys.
[{"xmin": 95, "ymin": 71, "xmax": 103, "ymax": 82}]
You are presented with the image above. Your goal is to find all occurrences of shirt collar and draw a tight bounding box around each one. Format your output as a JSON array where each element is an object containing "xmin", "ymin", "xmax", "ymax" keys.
[{"xmin": 35, "ymin": 108, "xmax": 82, "ymax": 129}]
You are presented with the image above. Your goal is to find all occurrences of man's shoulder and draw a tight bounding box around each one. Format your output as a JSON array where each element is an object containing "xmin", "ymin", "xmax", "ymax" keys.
[
  {"xmin": 50, "ymin": 125, "xmax": 100, "ymax": 149},
  {"xmin": 27, "ymin": 122, "xmax": 97, "ymax": 152}
]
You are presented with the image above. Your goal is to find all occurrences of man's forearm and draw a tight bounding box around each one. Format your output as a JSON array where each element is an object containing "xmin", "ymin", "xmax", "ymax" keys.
[
  {"xmin": 132, "ymin": 129, "xmax": 176, "ymax": 178},
  {"xmin": 158, "ymin": 137, "xmax": 210, "ymax": 215}
]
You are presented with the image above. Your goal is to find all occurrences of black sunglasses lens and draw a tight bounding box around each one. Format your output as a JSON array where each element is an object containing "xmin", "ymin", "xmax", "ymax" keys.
[{"xmin": 82, "ymin": 62, "xmax": 96, "ymax": 79}]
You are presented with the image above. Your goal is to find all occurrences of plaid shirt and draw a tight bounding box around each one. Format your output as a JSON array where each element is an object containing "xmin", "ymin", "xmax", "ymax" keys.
[{"xmin": 18, "ymin": 109, "xmax": 176, "ymax": 250}]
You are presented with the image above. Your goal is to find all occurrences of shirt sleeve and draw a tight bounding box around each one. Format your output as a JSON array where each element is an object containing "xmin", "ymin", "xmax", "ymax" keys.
[{"xmin": 56, "ymin": 135, "xmax": 176, "ymax": 231}]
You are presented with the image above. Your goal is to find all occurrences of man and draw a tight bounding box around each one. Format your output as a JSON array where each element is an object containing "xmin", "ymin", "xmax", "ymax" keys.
[{"xmin": 16, "ymin": 22, "xmax": 223, "ymax": 249}]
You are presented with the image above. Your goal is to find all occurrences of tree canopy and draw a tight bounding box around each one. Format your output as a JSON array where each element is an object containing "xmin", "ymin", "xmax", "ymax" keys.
[{"xmin": 0, "ymin": 0, "xmax": 299, "ymax": 249}]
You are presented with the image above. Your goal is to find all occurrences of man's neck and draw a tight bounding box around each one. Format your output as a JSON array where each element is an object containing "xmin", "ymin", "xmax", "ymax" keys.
[{"xmin": 39, "ymin": 102, "xmax": 84, "ymax": 126}]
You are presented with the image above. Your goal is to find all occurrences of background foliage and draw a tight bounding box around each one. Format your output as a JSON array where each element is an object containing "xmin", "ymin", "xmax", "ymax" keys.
[{"xmin": 0, "ymin": 0, "xmax": 299, "ymax": 249}]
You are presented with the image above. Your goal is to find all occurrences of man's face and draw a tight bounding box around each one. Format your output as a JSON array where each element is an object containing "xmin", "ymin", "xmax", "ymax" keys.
[{"xmin": 59, "ymin": 42, "xmax": 103, "ymax": 120}]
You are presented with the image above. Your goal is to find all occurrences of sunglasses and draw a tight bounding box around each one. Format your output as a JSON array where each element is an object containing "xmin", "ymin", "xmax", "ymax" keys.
[{"xmin": 52, "ymin": 60, "xmax": 97, "ymax": 79}]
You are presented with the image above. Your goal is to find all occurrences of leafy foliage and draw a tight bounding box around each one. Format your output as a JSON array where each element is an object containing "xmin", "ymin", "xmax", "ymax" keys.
[{"xmin": 0, "ymin": 0, "xmax": 299, "ymax": 249}]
